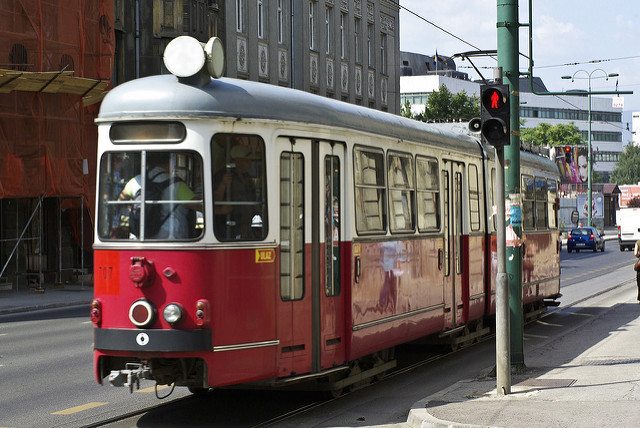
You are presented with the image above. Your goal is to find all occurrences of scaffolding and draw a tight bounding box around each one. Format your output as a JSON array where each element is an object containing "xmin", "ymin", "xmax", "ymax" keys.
[{"xmin": 0, "ymin": 196, "xmax": 89, "ymax": 292}]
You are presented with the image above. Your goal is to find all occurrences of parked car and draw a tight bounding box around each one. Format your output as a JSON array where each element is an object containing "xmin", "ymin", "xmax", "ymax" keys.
[{"xmin": 567, "ymin": 227, "xmax": 605, "ymax": 253}]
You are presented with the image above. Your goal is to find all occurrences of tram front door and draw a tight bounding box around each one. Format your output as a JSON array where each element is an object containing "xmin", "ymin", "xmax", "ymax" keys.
[{"xmin": 276, "ymin": 137, "xmax": 346, "ymax": 378}]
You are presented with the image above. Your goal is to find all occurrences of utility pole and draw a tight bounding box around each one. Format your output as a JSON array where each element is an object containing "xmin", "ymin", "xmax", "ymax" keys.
[
  {"xmin": 497, "ymin": 0, "xmax": 525, "ymax": 370},
  {"xmin": 493, "ymin": 67, "xmax": 511, "ymax": 395}
]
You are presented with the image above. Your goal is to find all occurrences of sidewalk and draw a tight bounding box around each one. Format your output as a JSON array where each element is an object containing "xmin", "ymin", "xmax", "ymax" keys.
[
  {"xmin": 406, "ymin": 292, "xmax": 640, "ymax": 428},
  {"xmin": 0, "ymin": 282, "xmax": 93, "ymax": 315}
]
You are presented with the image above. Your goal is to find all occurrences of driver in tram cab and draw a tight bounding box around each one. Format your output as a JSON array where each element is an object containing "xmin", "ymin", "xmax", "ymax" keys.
[
  {"xmin": 214, "ymin": 144, "xmax": 258, "ymax": 240},
  {"xmin": 118, "ymin": 153, "xmax": 197, "ymax": 239}
]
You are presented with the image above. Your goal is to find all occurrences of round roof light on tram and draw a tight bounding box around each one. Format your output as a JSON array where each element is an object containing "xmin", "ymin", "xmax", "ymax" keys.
[
  {"xmin": 163, "ymin": 36, "xmax": 206, "ymax": 78},
  {"xmin": 163, "ymin": 35, "xmax": 225, "ymax": 79}
]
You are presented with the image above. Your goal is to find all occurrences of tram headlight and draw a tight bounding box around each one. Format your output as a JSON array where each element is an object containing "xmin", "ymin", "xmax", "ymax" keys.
[{"xmin": 163, "ymin": 303, "xmax": 183, "ymax": 326}]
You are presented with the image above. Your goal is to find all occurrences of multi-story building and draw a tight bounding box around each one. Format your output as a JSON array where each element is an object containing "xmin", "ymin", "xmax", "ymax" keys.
[
  {"xmin": 114, "ymin": 0, "xmax": 400, "ymax": 113},
  {"xmin": 400, "ymin": 52, "xmax": 624, "ymax": 182}
]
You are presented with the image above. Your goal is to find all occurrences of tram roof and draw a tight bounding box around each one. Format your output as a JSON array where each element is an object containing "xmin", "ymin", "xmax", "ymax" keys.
[{"xmin": 98, "ymin": 75, "xmax": 481, "ymax": 153}]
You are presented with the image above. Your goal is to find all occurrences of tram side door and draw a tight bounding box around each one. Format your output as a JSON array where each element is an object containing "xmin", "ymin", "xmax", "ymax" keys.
[
  {"xmin": 442, "ymin": 160, "xmax": 466, "ymax": 329},
  {"xmin": 276, "ymin": 138, "xmax": 346, "ymax": 378}
]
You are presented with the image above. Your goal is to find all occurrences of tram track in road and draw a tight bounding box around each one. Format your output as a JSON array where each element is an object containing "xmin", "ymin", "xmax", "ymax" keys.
[
  {"xmin": 78, "ymin": 395, "xmax": 193, "ymax": 428},
  {"xmin": 561, "ymin": 257, "xmax": 633, "ymax": 284}
]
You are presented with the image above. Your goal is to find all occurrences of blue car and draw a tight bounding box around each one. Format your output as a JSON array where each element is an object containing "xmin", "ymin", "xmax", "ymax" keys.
[{"xmin": 567, "ymin": 227, "xmax": 605, "ymax": 253}]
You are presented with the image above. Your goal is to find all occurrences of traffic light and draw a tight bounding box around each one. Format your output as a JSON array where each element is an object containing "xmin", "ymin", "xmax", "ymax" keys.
[
  {"xmin": 480, "ymin": 84, "xmax": 510, "ymax": 146},
  {"xmin": 563, "ymin": 146, "xmax": 572, "ymax": 163}
]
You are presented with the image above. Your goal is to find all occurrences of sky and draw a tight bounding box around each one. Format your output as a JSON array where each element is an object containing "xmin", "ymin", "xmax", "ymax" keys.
[{"xmin": 399, "ymin": 0, "xmax": 640, "ymax": 137}]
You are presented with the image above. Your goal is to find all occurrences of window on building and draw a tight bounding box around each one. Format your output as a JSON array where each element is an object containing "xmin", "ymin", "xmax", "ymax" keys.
[
  {"xmin": 236, "ymin": 0, "xmax": 245, "ymax": 33},
  {"xmin": 354, "ymin": 17, "xmax": 361, "ymax": 63},
  {"xmin": 340, "ymin": 13, "xmax": 346, "ymax": 59},
  {"xmin": 325, "ymin": 6, "xmax": 332, "ymax": 55},
  {"xmin": 309, "ymin": 1, "xmax": 317, "ymax": 50},
  {"xmin": 380, "ymin": 33, "xmax": 387, "ymax": 74},
  {"xmin": 367, "ymin": 23, "xmax": 374, "ymax": 68},
  {"xmin": 277, "ymin": 0, "xmax": 284, "ymax": 44},
  {"xmin": 257, "ymin": 0, "xmax": 264, "ymax": 39}
]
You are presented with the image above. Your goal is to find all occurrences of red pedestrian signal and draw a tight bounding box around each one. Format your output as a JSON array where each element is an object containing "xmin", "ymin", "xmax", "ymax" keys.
[{"xmin": 480, "ymin": 84, "xmax": 510, "ymax": 146}]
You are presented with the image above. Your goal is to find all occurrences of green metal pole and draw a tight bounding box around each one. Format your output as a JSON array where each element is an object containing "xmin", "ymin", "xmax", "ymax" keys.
[{"xmin": 497, "ymin": 0, "xmax": 525, "ymax": 370}]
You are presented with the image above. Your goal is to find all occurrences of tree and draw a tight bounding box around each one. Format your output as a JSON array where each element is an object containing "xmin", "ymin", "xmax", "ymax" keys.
[
  {"xmin": 420, "ymin": 84, "xmax": 480, "ymax": 122},
  {"xmin": 401, "ymin": 99, "xmax": 413, "ymax": 119},
  {"xmin": 611, "ymin": 144, "xmax": 640, "ymax": 185},
  {"xmin": 520, "ymin": 122, "xmax": 583, "ymax": 147}
]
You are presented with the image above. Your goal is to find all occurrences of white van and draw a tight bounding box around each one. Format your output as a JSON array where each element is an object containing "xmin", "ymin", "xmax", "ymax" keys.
[{"xmin": 617, "ymin": 208, "xmax": 640, "ymax": 251}]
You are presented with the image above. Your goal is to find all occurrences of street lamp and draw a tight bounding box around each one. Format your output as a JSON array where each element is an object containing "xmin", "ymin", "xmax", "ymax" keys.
[{"xmin": 561, "ymin": 70, "xmax": 619, "ymax": 227}]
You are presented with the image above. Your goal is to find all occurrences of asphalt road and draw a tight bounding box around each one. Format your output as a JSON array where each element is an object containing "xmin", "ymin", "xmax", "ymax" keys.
[{"xmin": 0, "ymin": 247, "xmax": 636, "ymax": 427}]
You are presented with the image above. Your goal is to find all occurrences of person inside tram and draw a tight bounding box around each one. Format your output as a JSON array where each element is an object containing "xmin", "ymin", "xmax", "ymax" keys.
[
  {"xmin": 118, "ymin": 153, "xmax": 197, "ymax": 239},
  {"xmin": 214, "ymin": 144, "xmax": 258, "ymax": 240}
]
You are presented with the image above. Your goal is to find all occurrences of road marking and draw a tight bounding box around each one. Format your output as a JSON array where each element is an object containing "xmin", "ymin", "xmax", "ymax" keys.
[
  {"xmin": 52, "ymin": 402, "xmax": 108, "ymax": 415},
  {"xmin": 136, "ymin": 384, "xmax": 170, "ymax": 393}
]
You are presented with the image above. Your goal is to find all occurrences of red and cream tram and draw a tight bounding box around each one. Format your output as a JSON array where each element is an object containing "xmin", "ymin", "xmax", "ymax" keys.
[{"xmin": 92, "ymin": 37, "xmax": 560, "ymax": 394}]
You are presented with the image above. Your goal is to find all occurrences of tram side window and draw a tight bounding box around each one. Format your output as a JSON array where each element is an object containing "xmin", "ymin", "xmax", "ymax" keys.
[
  {"xmin": 469, "ymin": 164, "xmax": 481, "ymax": 231},
  {"xmin": 535, "ymin": 177, "xmax": 548, "ymax": 229},
  {"xmin": 354, "ymin": 147, "xmax": 386, "ymax": 234},
  {"xmin": 387, "ymin": 152, "xmax": 415, "ymax": 233},
  {"xmin": 416, "ymin": 156, "xmax": 440, "ymax": 232},
  {"xmin": 547, "ymin": 180, "xmax": 558, "ymax": 229},
  {"xmin": 522, "ymin": 175, "xmax": 535, "ymax": 230},
  {"xmin": 212, "ymin": 134, "xmax": 267, "ymax": 241},
  {"xmin": 97, "ymin": 151, "xmax": 204, "ymax": 241}
]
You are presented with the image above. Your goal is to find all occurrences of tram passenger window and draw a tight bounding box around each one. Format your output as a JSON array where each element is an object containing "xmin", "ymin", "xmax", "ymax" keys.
[
  {"xmin": 280, "ymin": 152, "xmax": 304, "ymax": 301},
  {"xmin": 387, "ymin": 153, "xmax": 415, "ymax": 233},
  {"xmin": 416, "ymin": 156, "xmax": 440, "ymax": 232},
  {"xmin": 522, "ymin": 175, "xmax": 535, "ymax": 230},
  {"xmin": 325, "ymin": 155, "xmax": 341, "ymax": 297},
  {"xmin": 354, "ymin": 148, "xmax": 386, "ymax": 234},
  {"xmin": 547, "ymin": 180, "xmax": 558, "ymax": 229},
  {"xmin": 212, "ymin": 134, "xmax": 267, "ymax": 241},
  {"xmin": 97, "ymin": 151, "xmax": 204, "ymax": 241},
  {"xmin": 469, "ymin": 164, "xmax": 481, "ymax": 231},
  {"xmin": 535, "ymin": 177, "xmax": 548, "ymax": 229}
]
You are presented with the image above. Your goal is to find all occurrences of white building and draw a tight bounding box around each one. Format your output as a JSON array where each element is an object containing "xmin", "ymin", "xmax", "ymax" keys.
[{"xmin": 632, "ymin": 112, "xmax": 640, "ymax": 146}]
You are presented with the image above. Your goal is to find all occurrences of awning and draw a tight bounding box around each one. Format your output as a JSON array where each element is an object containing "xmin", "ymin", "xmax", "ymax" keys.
[{"xmin": 0, "ymin": 69, "xmax": 109, "ymax": 106}]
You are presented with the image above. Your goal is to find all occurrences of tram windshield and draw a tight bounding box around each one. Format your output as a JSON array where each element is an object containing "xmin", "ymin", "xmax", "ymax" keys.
[{"xmin": 97, "ymin": 151, "xmax": 204, "ymax": 241}]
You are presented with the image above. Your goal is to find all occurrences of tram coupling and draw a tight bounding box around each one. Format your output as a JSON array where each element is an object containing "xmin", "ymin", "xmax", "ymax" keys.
[{"xmin": 108, "ymin": 362, "xmax": 152, "ymax": 393}]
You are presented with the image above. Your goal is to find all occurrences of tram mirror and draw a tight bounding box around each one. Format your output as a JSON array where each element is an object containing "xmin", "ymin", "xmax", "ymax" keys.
[{"xmin": 571, "ymin": 210, "xmax": 579, "ymax": 225}]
